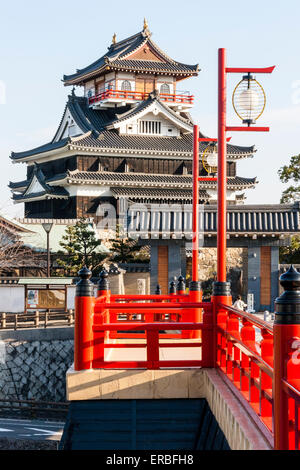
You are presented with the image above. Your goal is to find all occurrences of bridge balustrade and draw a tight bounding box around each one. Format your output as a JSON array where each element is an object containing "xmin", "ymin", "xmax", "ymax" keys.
[{"xmin": 73, "ymin": 266, "xmax": 300, "ymax": 450}]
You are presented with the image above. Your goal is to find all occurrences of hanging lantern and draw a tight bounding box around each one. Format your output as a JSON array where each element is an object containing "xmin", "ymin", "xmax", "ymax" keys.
[
  {"xmin": 232, "ymin": 73, "xmax": 266, "ymax": 125},
  {"xmin": 202, "ymin": 143, "xmax": 218, "ymax": 175}
]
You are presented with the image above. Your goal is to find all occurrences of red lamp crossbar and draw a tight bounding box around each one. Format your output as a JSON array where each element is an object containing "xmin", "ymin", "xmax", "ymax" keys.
[
  {"xmin": 226, "ymin": 126, "xmax": 270, "ymax": 132},
  {"xmin": 226, "ymin": 66, "xmax": 275, "ymax": 74},
  {"xmin": 198, "ymin": 137, "xmax": 232, "ymax": 142}
]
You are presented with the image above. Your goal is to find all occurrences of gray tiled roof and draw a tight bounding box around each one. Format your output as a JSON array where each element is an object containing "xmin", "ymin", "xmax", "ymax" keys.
[
  {"xmin": 12, "ymin": 186, "xmax": 69, "ymax": 202},
  {"xmin": 47, "ymin": 170, "xmax": 256, "ymax": 190},
  {"xmin": 108, "ymin": 59, "xmax": 198, "ymax": 74},
  {"xmin": 10, "ymin": 94, "xmax": 255, "ymax": 161},
  {"xmin": 10, "ymin": 137, "xmax": 70, "ymax": 160},
  {"xmin": 12, "ymin": 165, "xmax": 69, "ymax": 202},
  {"xmin": 69, "ymin": 131, "xmax": 254, "ymax": 157},
  {"xmin": 63, "ymin": 31, "xmax": 199, "ymax": 85},
  {"xmin": 126, "ymin": 202, "xmax": 300, "ymax": 236},
  {"xmin": 9, "ymin": 180, "xmax": 28, "ymax": 189},
  {"xmin": 110, "ymin": 187, "xmax": 210, "ymax": 202}
]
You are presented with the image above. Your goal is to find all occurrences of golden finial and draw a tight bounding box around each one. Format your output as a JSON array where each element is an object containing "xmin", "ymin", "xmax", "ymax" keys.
[
  {"xmin": 112, "ymin": 32, "xmax": 117, "ymax": 44},
  {"xmin": 143, "ymin": 18, "xmax": 149, "ymax": 31}
]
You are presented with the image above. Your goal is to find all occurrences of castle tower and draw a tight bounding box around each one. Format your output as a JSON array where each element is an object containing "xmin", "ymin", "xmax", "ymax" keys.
[{"xmin": 9, "ymin": 22, "xmax": 256, "ymax": 219}]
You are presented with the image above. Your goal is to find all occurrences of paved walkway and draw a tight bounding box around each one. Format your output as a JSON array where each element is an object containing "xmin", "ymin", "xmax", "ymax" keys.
[{"xmin": 0, "ymin": 418, "xmax": 64, "ymax": 441}]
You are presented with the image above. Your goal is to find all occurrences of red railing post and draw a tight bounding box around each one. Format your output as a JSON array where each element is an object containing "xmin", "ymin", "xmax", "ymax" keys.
[
  {"xmin": 211, "ymin": 282, "xmax": 232, "ymax": 369},
  {"xmin": 169, "ymin": 279, "xmax": 177, "ymax": 322},
  {"xmin": 274, "ymin": 265, "xmax": 300, "ymax": 450},
  {"xmin": 177, "ymin": 276, "xmax": 189, "ymax": 338},
  {"xmin": 93, "ymin": 270, "xmax": 110, "ymax": 366},
  {"xmin": 146, "ymin": 328, "xmax": 160, "ymax": 369},
  {"xmin": 74, "ymin": 267, "xmax": 95, "ymax": 371},
  {"xmin": 226, "ymin": 310, "xmax": 241, "ymax": 383},
  {"xmin": 240, "ymin": 318, "xmax": 256, "ymax": 397},
  {"xmin": 154, "ymin": 284, "xmax": 162, "ymax": 322},
  {"xmin": 189, "ymin": 281, "xmax": 202, "ymax": 340},
  {"xmin": 260, "ymin": 329, "xmax": 273, "ymax": 428}
]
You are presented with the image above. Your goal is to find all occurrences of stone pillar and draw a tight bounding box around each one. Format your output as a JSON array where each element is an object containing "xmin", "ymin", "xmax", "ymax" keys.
[{"xmin": 247, "ymin": 247, "xmax": 261, "ymax": 312}]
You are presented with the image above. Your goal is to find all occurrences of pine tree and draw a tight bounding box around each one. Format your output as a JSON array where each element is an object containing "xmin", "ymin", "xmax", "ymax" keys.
[
  {"xmin": 278, "ymin": 155, "xmax": 300, "ymax": 262},
  {"xmin": 56, "ymin": 219, "xmax": 107, "ymax": 275},
  {"xmin": 109, "ymin": 225, "xmax": 149, "ymax": 263},
  {"xmin": 278, "ymin": 154, "xmax": 300, "ymax": 203}
]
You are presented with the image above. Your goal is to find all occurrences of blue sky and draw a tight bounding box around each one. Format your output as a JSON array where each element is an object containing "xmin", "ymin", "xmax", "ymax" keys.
[{"xmin": 1, "ymin": 0, "xmax": 300, "ymax": 217}]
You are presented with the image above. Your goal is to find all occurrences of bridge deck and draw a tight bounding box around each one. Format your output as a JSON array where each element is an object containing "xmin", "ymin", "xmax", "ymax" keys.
[{"xmin": 104, "ymin": 338, "xmax": 202, "ymax": 363}]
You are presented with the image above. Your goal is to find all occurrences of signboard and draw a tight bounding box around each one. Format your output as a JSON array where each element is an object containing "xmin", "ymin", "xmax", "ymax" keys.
[
  {"xmin": 27, "ymin": 289, "xmax": 39, "ymax": 308},
  {"xmin": 26, "ymin": 288, "xmax": 66, "ymax": 310}
]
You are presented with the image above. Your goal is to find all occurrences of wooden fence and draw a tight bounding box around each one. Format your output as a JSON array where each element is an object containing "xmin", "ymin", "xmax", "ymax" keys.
[{"xmin": 0, "ymin": 310, "xmax": 74, "ymax": 330}]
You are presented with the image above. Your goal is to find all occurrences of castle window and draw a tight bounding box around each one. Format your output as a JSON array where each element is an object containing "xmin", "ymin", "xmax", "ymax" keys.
[
  {"xmin": 160, "ymin": 83, "xmax": 170, "ymax": 94},
  {"xmin": 121, "ymin": 80, "xmax": 132, "ymax": 91},
  {"xmin": 139, "ymin": 120, "xmax": 161, "ymax": 135}
]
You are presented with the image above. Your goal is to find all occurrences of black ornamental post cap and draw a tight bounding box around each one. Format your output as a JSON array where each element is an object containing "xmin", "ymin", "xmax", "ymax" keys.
[
  {"xmin": 212, "ymin": 281, "xmax": 231, "ymax": 297},
  {"xmin": 177, "ymin": 275, "xmax": 186, "ymax": 292},
  {"xmin": 155, "ymin": 284, "xmax": 162, "ymax": 295},
  {"xmin": 76, "ymin": 266, "xmax": 94, "ymax": 297},
  {"xmin": 98, "ymin": 269, "xmax": 110, "ymax": 291},
  {"xmin": 169, "ymin": 280, "xmax": 176, "ymax": 294},
  {"xmin": 275, "ymin": 265, "xmax": 300, "ymax": 324},
  {"xmin": 189, "ymin": 281, "xmax": 201, "ymax": 292}
]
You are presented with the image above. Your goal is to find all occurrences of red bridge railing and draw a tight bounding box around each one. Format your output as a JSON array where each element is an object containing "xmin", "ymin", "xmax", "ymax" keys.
[{"xmin": 74, "ymin": 266, "xmax": 300, "ymax": 450}]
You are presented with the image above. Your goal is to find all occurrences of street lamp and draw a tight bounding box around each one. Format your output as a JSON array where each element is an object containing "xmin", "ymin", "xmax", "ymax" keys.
[
  {"xmin": 202, "ymin": 143, "xmax": 218, "ymax": 175},
  {"xmin": 232, "ymin": 73, "xmax": 266, "ymax": 125},
  {"xmin": 191, "ymin": 51, "xmax": 275, "ymax": 287},
  {"xmin": 42, "ymin": 222, "xmax": 53, "ymax": 277}
]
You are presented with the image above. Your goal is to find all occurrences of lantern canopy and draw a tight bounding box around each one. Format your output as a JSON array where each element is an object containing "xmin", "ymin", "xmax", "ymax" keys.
[{"xmin": 232, "ymin": 73, "xmax": 266, "ymax": 125}]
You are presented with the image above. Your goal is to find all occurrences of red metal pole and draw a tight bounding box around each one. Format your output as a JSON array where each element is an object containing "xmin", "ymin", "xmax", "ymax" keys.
[
  {"xmin": 217, "ymin": 48, "xmax": 227, "ymax": 283},
  {"xmin": 192, "ymin": 124, "xmax": 199, "ymax": 283},
  {"xmin": 212, "ymin": 48, "xmax": 232, "ymax": 368}
]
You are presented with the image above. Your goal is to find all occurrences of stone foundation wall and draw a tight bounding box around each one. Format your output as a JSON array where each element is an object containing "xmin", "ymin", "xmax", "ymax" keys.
[
  {"xmin": 195, "ymin": 247, "xmax": 248, "ymax": 299},
  {"xmin": 66, "ymin": 366, "xmax": 273, "ymax": 450},
  {"xmin": 198, "ymin": 247, "xmax": 246, "ymax": 279},
  {"xmin": 0, "ymin": 328, "xmax": 74, "ymax": 403}
]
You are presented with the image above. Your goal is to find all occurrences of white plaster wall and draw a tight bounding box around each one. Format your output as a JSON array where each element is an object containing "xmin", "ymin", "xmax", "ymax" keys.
[
  {"xmin": 0, "ymin": 286, "xmax": 25, "ymax": 313},
  {"xmin": 66, "ymin": 286, "xmax": 76, "ymax": 310},
  {"xmin": 66, "ymin": 286, "xmax": 99, "ymax": 310},
  {"xmin": 67, "ymin": 185, "xmax": 112, "ymax": 197}
]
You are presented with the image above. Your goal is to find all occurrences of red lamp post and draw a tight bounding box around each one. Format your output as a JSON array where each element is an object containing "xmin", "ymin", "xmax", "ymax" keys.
[
  {"xmin": 192, "ymin": 48, "xmax": 275, "ymax": 369},
  {"xmin": 192, "ymin": 49, "xmax": 275, "ymax": 285}
]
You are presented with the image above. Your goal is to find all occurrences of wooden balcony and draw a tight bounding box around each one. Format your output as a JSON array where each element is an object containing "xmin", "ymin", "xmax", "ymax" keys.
[{"xmin": 88, "ymin": 88, "xmax": 194, "ymax": 109}]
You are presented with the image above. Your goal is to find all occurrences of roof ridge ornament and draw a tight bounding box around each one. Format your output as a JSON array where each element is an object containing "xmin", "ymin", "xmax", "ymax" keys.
[
  {"xmin": 143, "ymin": 18, "xmax": 151, "ymax": 37},
  {"xmin": 112, "ymin": 33, "xmax": 117, "ymax": 45}
]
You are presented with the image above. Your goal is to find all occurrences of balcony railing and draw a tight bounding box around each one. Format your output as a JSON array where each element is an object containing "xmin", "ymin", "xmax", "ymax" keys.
[{"xmin": 88, "ymin": 89, "xmax": 194, "ymax": 106}]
